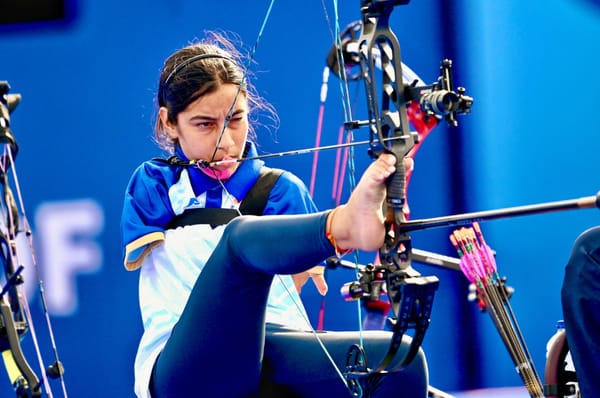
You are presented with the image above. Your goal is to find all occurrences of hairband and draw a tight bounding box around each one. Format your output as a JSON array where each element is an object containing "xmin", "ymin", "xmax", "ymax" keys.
[{"xmin": 163, "ymin": 53, "xmax": 234, "ymax": 92}]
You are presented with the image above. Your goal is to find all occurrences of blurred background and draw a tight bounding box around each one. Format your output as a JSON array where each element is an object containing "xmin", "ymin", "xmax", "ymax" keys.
[{"xmin": 0, "ymin": 0, "xmax": 599, "ymax": 396}]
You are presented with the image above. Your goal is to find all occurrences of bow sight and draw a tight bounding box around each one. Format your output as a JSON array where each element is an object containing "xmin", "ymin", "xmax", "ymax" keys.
[{"xmin": 413, "ymin": 59, "xmax": 473, "ymax": 127}]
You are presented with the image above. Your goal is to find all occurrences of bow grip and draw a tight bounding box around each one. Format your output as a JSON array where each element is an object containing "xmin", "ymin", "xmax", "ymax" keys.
[{"xmin": 386, "ymin": 151, "xmax": 406, "ymax": 214}]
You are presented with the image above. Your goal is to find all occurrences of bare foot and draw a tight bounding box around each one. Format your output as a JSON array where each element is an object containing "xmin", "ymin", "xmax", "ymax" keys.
[{"xmin": 328, "ymin": 153, "xmax": 397, "ymax": 252}]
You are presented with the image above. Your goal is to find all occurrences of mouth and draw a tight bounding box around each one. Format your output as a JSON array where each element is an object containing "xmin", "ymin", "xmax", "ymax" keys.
[
  {"xmin": 199, "ymin": 155, "xmax": 240, "ymax": 180},
  {"xmin": 210, "ymin": 155, "xmax": 237, "ymax": 168}
]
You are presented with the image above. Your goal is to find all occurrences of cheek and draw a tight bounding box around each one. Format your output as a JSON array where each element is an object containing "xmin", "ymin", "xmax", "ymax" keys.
[
  {"xmin": 178, "ymin": 134, "xmax": 216, "ymax": 160},
  {"xmin": 192, "ymin": 138, "xmax": 218, "ymax": 156},
  {"xmin": 234, "ymin": 124, "xmax": 249, "ymax": 145}
]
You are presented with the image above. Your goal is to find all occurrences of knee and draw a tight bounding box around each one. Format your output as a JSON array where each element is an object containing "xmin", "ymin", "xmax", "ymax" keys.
[
  {"xmin": 562, "ymin": 226, "xmax": 600, "ymax": 302},
  {"xmin": 216, "ymin": 216, "xmax": 247, "ymax": 262},
  {"xmin": 221, "ymin": 215, "xmax": 256, "ymax": 246},
  {"xmin": 569, "ymin": 226, "xmax": 600, "ymax": 269},
  {"xmin": 219, "ymin": 215, "xmax": 266, "ymax": 265}
]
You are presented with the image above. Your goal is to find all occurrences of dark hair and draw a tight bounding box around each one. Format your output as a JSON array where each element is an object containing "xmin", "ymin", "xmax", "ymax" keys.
[{"xmin": 154, "ymin": 31, "xmax": 276, "ymax": 152}]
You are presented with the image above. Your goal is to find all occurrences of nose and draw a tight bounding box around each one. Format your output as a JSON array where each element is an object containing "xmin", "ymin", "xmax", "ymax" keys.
[{"xmin": 216, "ymin": 122, "xmax": 235, "ymax": 149}]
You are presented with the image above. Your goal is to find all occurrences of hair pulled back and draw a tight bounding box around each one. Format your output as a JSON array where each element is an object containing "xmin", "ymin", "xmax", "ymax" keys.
[{"xmin": 154, "ymin": 31, "xmax": 275, "ymax": 152}]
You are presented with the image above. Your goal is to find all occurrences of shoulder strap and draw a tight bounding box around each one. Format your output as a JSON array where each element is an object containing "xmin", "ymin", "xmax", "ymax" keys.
[
  {"xmin": 167, "ymin": 167, "xmax": 284, "ymax": 229},
  {"xmin": 239, "ymin": 167, "xmax": 284, "ymax": 215},
  {"xmin": 166, "ymin": 208, "xmax": 239, "ymax": 229}
]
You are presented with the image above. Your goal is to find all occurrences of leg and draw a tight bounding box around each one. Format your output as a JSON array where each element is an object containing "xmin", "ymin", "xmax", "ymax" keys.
[
  {"xmin": 561, "ymin": 226, "xmax": 600, "ymax": 398},
  {"xmin": 259, "ymin": 326, "xmax": 428, "ymax": 398}
]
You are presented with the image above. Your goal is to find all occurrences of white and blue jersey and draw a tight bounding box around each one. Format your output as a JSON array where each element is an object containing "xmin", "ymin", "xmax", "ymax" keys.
[{"xmin": 120, "ymin": 142, "xmax": 318, "ymax": 398}]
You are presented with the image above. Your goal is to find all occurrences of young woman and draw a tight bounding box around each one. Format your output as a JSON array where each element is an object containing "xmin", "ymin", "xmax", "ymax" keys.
[{"xmin": 121, "ymin": 32, "xmax": 427, "ymax": 398}]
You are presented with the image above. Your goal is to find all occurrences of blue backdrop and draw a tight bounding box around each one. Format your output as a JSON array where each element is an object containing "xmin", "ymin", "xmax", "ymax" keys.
[{"xmin": 0, "ymin": 0, "xmax": 598, "ymax": 396}]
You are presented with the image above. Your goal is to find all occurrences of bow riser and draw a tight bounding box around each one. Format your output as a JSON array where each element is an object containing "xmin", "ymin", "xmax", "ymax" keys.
[{"xmin": 358, "ymin": 3, "xmax": 417, "ymax": 274}]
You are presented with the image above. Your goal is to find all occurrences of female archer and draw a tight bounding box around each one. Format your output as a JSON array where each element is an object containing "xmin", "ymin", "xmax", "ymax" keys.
[{"xmin": 120, "ymin": 31, "xmax": 427, "ymax": 398}]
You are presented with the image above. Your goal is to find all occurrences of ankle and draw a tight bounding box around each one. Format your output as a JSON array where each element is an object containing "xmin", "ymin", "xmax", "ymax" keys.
[{"xmin": 326, "ymin": 207, "xmax": 353, "ymax": 256}]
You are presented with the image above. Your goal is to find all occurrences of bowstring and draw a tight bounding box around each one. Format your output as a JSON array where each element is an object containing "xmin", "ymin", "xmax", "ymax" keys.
[
  {"xmin": 308, "ymin": 0, "xmax": 369, "ymax": 388},
  {"xmin": 209, "ymin": 0, "xmax": 276, "ymax": 164},
  {"xmin": 330, "ymin": 0, "xmax": 365, "ymax": 351},
  {"xmin": 278, "ymin": 275, "xmax": 348, "ymax": 383}
]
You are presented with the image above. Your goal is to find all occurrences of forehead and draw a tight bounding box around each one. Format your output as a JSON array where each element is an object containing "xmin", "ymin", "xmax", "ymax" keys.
[{"xmin": 184, "ymin": 84, "xmax": 248, "ymax": 114}]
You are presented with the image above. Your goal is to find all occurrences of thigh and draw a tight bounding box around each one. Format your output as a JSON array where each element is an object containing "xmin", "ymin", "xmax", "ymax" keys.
[
  {"xmin": 259, "ymin": 326, "xmax": 429, "ymax": 398},
  {"xmin": 151, "ymin": 238, "xmax": 274, "ymax": 397}
]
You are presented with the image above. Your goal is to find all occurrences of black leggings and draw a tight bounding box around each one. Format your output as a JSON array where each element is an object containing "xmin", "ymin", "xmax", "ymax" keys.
[{"xmin": 150, "ymin": 212, "xmax": 428, "ymax": 397}]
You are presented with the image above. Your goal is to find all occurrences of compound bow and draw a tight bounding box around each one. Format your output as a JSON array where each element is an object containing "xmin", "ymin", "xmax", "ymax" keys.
[
  {"xmin": 0, "ymin": 81, "xmax": 67, "ymax": 397},
  {"xmin": 328, "ymin": 1, "xmax": 472, "ymax": 395}
]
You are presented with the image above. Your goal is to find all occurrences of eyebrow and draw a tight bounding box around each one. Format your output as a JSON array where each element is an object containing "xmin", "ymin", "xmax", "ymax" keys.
[{"xmin": 189, "ymin": 108, "xmax": 246, "ymax": 122}]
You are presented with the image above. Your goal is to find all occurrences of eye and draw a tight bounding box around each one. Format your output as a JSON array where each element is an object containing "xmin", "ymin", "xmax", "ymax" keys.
[
  {"xmin": 194, "ymin": 120, "xmax": 217, "ymax": 130},
  {"xmin": 226, "ymin": 113, "xmax": 247, "ymax": 125}
]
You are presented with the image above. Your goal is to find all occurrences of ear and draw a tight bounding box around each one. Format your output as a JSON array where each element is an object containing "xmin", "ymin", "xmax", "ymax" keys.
[{"xmin": 159, "ymin": 107, "xmax": 178, "ymax": 139}]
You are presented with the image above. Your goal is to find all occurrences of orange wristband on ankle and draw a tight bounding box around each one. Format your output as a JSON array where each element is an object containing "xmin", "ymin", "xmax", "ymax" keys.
[{"xmin": 326, "ymin": 208, "xmax": 353, "ymax": 257}]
